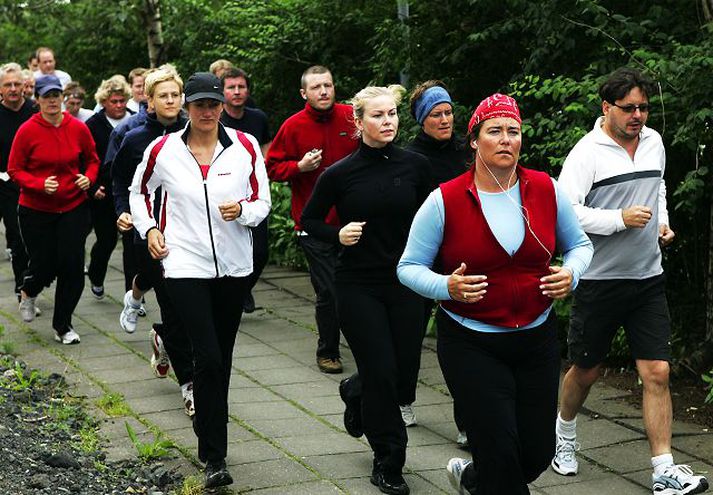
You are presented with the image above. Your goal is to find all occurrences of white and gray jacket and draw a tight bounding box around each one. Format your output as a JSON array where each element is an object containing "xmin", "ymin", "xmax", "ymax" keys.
[
  {"xmin": 129, "ymin": 123, "xmax": 271, "ymax": 279},
  {"xmin": 558, "ymin": 117, "xmax": 668, "ymax": 280}
]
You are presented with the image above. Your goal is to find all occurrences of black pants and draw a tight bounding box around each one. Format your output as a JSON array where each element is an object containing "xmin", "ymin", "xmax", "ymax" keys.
[
  {"xmin": 436, "ymin": 309, "xmax": 560, "ymax": 495},
  {"xmin": 134, "ymin": 242, "xmax": 193, "ymax": 385},
  {"xmin": 87, "ymin": 198, "xmax": 118, "ymax": 287},
  {"xmin": 19, "ymin": 203, "xmax": 90, "ymax": 334},
  {"xmin": 0, "ymin": 181, "xmax": 28, "ymax": 294},
  {"xmin": 121, "ymin": 231, "xmax": 138, "ymax": 292},
  {"xmin": 246, "ymin": 216, "xmax": 269, "ymax": 293},
  {"xmin": 336, "ymin": 282, "xmax": 424, "ymax": 474},
  {"xmin": 298, "ymin": 235, "xmax": 341, "ymax": 359},
  {"xmin": 165, "ymin": 276, "xmax": 247, "ymax": 463}
]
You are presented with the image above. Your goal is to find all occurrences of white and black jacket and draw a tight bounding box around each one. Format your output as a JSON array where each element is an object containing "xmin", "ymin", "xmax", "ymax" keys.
[{"xmin": 129, "ymin": 122, "xmax": 271, "ymax": 279}]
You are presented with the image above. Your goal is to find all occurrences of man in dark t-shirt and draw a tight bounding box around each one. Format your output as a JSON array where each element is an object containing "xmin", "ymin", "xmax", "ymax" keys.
[
  {"xmin": 0, "ymin": 62, "xmax": 35, "ymax": 298},
  {"xmin": 219, "ymin": 67, "xmax": 272, "ymax": 314}
]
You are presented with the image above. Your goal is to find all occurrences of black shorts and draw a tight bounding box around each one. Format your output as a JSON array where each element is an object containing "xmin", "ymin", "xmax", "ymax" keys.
[{"xmin": 567, "ymin": 274, "xmax": 671, "ymax": 368}]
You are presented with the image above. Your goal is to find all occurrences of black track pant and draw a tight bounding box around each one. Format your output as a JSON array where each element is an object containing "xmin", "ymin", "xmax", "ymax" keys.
[
  {"xmin": 0, "ymin": 181, "xmax": 28, "ymax": 294},
  {"xmin": 133, "ymin": 242, "xmax": 193, "ymax": 385},
  {"xmin": 336, "ymin": 282, "xmax": 424, "ymax": 475},
  {"xmin": 246, "ymin": 216, "xmax": 268, "ymax": 293},
  {"xmin": 19, "ymin": 203, "xmax": 90, "ymax": 334},
  {"xmin": 165, "ymin": 276, "xmax": 247, "ymax": 463},
  {"xmin": 298, "ymin": 235, "xmax": 341, "ymax": 359},
  {"xmin": 121, "ymin": 231, "xmax": 138, "ymax": 292},
  {"xmin": 87, "ymin": 198, "xmax": 118, "ymax": 287},
  {"xmin": 436, "ymin": 309, "xmax": 560, "ymax": 495}
]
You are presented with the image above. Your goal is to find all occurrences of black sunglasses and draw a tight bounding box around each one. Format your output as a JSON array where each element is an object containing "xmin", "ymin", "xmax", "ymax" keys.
[{"xmin": 610, "ymin": 102, "xmax": 651, "ymax": 113}]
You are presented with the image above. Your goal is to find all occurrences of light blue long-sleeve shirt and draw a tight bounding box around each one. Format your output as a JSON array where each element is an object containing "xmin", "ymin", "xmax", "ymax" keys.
[{"xmin": 397, "ymin": 179, "xmax": 593, "ymax": 333}]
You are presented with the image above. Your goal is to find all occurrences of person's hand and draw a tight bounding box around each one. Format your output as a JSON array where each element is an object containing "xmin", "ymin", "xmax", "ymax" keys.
[
  {"xmin": 93, "ymin": 185, "xmax": 106, "ymax": 200},
  {"xmin": 659, "ymin": 224, "xmax": 675, "ymax": 247},
  {"xmin": 540, "ymin": 266, "xmax": 573, "ymax": 299},
  {"xmin": 339, "ymin": 221, "xmax": 366, "ymax": 246},
  {"xmin": 297, "ymin": 149, "xmax": 322, "ymax": 172},
  {"xmin": 44, "ymin": 175, "xmax": 59, "ymax": 195},
  {"xmin": 218, "ymin": 200, "xmax": 242, "ymax": 222},
  {"xmin": 622, "ymin": 205, "xmax": 652, "ymax": 228},
  {"xmin": 147, "ymin": 228, "xmax": 168, "ymax": 259},
  {"xmin": 116, "ymin": 212, "xmax": 133, "ymax": 232},
  {"xmin": 447, "ymin": 262, "xmax": 487, "ymax": 303},
  {"xmin": 74, "ymin": 174, "xmax": 90, "ymax": 191}
]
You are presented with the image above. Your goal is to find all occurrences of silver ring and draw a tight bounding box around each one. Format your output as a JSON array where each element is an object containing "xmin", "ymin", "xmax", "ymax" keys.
[{"xmin": 463, "ymin": 292, "xmax": 468, "ymax": 299}]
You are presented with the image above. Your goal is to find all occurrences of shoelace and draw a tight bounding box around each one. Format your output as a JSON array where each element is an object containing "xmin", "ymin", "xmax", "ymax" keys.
[
  {"xmin": 665, "ymin": 464, "xmax": 695, "ymax": 479},
  {"xmin": 555, "ymin": 439, "xmax": 580, "ymax": 463}
]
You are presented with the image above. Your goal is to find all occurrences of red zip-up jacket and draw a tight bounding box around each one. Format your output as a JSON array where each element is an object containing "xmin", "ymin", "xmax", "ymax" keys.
[
  {"xmin": 8, "ymin": 111, "xmax": 99, "ymax": 213},
  {"xmin": 266, "ymin": 102, "xmax": 358, "ymax": 231}
]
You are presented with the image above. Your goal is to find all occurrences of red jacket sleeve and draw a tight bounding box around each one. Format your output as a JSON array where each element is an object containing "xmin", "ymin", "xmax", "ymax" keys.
[
  {"xmin": 265, "ymin": 124, "xmax": 301, "ymax": 182},
  {"xmin": 7, "ymin": 126, "xmax": 46, "ymax": 193}
]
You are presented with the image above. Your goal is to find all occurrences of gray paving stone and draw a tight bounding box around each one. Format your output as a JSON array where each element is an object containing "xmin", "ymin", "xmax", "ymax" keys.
[
  {"xmin": 277, "ymin": 433, "xmax": 370, "ymax": 456},
  {"xmin": 247, "ymin": 365, "xmax": 329, "ymax": 386},
  {"xmin": 229, "ymin": 458, "xmax": 317, "ymax": 491},
  {"xmin": 247, "ymin": 416, "xmax": 335, "ymax": 438},
  {"xmin": 226, "ymin": 439, "xmax": 286, "ymax": 465},
  {"xmin": 233, "ymin": 400, "xmax": 308, "ymax": 420},
  {"xmin": 250, "ymin": 480, "xmax": 344, "ymax": 494}
]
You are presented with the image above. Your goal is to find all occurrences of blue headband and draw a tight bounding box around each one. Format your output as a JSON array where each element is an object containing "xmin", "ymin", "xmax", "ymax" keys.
[{"xmin": 414, "ymin": 86, "xmax": 452, "ymax": 125}]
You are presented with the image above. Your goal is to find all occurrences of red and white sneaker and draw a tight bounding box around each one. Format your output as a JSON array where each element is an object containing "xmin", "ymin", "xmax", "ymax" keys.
[{"xmin": 149, "ymin": 327, "xmax": 171, "ymax": 378}]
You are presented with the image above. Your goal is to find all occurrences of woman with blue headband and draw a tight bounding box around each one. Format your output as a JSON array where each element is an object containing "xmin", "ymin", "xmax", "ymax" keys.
[{"xmin": 400, "ymin": 81, "xmax": 470, "ymax": 444}]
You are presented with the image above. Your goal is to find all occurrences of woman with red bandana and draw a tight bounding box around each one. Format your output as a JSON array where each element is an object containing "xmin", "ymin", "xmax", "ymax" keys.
[{"xmin": 398, "ymin": 93, "xmax": 593, "ymax": 494}]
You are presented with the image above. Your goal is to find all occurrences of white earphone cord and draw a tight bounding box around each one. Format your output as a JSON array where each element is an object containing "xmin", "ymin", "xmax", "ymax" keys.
[{"xmin": 476, "ymin": 148, "xmax": 553, "ymax": 259}]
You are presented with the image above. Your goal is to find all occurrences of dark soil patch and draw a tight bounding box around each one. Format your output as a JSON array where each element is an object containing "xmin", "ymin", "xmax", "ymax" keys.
[
  {"xmin": 597, "ymin": 366, "xmax": 713, "ymax": 429},
  {"xmin": 0, "ymin": 355, "xmax": 185, "ymax": 494}
]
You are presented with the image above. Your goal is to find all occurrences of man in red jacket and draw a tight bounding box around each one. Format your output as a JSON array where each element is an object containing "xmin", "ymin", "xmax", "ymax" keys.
[{"xmin": 266, "ymin": 65, "xmax": 358, "ymax": 373}]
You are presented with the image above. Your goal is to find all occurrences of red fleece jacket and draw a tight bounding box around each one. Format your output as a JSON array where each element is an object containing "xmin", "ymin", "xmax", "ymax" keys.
[
  {"xmin": 266, "ymin": 102, "xmax": 358, "ymax": 231},
  {"xmin": 8, "ymin": 112, "xmax": 99, "ymax": 213}
]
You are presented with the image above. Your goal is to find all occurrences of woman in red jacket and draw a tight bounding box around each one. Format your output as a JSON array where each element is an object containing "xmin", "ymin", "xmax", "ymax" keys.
[{"xmin": 8, "ymin": 74, "xmax": 99, "ymax": 344}]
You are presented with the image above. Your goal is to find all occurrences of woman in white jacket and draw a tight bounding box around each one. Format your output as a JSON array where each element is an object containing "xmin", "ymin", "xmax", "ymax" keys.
[{"xmin": 129, "ymin": 72, "xmax": 271, "ymax": 489}]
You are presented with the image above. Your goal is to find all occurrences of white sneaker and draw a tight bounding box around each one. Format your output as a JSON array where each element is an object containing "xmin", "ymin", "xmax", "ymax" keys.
[
  {"xmin": 400, "ymin": 404, "xmax": 417, "ymax": 427},
  {"xmin": 182, "ymin": 382, "xmax": 195, "ymax": 417},
  {"xmin": 456, "ymin": 430, "xmax": 469, "ymax": 448},
  {"xmin": 5, "ymin": 248, "xmax": 11, "ymax": 261},
  {"xmin": 551, "ymin": 435, "xmax": 579, "ymax": 476},
  {"xmin": 150, "ymin": 327, "xmax": 171, "ymax": 378},
  {"xmin": 446, "ymin": 457, "xmax": 472, "ymax": 495},
  {"xmin": 119, "ymin": 291, "xmax": 139, "ymax": 333},
  {"xmin": 19, "ymin": 297, "xmax": 37, "ymax": 322},
  {"xmin": 54, "ymin": 327, "xmax": 81, "ymax": 345},
  {"xmin": 652, "ymin": 464, "xmax": 709, "ymax": 494}
]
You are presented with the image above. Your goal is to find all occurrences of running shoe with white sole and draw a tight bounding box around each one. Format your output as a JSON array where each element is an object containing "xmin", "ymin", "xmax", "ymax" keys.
[
  {"xmin": 90, "ymin": 285, "xmax": 105, "ymax": 300},
  {"xmin": 551, "ymin": 435, "xmax": 579, "ymax": 476},
  {"xmin": 19, "ymin": 297, "xmax": 37, "ymax": 322},
  {"xmin": 652, "ymin": 464, "xmax": 709, "ymax": 495},
  {"xmin": 149, "ymin": 327, "xmax": 171, "ymax": 378},
  {"xmin": 400, "ymin": 404, "xmax": 417, "ymax": 427},
  {"xmin": 182, "ymin": 382, "xmax": 195, "ymax": 417},
  {"xmin": 54, "ymin": 327, "xmax": 81, "ymax": 345},
  {"xmin": 119, "ymin": 291, "xmax": 139, "ymax": 333},
  {"xmin": 446, "ymin": 457, "xmax": 472, "ymax": 495},
  {"xmin": 456, "ymin": 430, "xmax": 468, "ymax": 448}
]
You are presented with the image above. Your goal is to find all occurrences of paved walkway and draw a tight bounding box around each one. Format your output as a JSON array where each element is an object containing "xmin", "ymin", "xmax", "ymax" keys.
[{"xmin": 1, "ymin": 240, "xmax": 711, "ymax": 494}]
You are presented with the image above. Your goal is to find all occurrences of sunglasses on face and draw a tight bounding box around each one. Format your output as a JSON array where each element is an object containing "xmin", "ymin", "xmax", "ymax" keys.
[{"xmin": 611, "ymin": 102, "xmax": 651, "ymax": 113}]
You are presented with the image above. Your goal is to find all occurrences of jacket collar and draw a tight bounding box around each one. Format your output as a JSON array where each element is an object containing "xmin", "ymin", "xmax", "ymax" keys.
[
  {"xmin": 180, "ymin": 121, "xmax": 234, "ymax": 149},
  {"xmin": 592, "ymin": 116, "xmax": 654, "ymax": 147},
  {"xmin": 304, "ymin": 102, "xmax": 334, "ymax": 123}
]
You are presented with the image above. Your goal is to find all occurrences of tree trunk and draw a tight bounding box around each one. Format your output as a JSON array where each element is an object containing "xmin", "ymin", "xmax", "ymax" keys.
[
  {"xmin": 141, "ymin": 0, "xmax": 165, "ymax": 68},
  {"xmin": 702, "ymin": 0, "xmax": 713, "ymax": 22}
]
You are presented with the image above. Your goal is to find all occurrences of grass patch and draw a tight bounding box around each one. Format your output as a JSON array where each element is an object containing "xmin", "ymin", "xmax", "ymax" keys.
[{"xmin": 96, "ymin": 392, "xmax": 130, "ymax": 417}]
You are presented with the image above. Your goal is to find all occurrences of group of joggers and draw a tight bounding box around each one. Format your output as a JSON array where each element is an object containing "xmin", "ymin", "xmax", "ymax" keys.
[{"xmin": 0, "ymin": 50, "xmax": 709, "ymax": 494}]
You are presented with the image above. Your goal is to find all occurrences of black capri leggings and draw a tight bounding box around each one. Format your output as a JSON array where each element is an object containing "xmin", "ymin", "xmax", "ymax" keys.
[
  {"xmin": 165, "ymin": 276, "xmax": 247, "ymax": 463},
  {"xmin": 436, "ymin": 308, "xmax": 560, "ymax": 495},
  {"xmin": 336, "ymin": 282, "xmax": 424, "ymax": 475}
]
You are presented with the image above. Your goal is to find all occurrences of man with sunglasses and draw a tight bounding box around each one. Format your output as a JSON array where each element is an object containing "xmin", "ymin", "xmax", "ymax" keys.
[{"xmin": 554, "ymin": 68, "xmax": 708, "ymax": 495}]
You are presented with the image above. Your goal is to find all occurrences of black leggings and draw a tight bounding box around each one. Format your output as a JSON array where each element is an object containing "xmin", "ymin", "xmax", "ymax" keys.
[
  {"xmin": 246, "ymin": 216, "xmax": 268, "ymax": 293},
  {"xmin": 87, "ymin": 198, "xmax": 118, "ymax": 287},
  {"xmin": 19, "ymin": 203, "xmax": 90, "ymax": 334},
  {"xmin": 336, "ymin": 282, "xmax": 424, "ymax": 475},
  {"xmin": 0, "ymin": 181, "xmax": 28, "ymax": 294},
  {"xmin": 436, "ymin": 309, "xmax": 560, "ymax": 495},
  {"xmin": 165, "ymin": 276, "xmax": 247, "ymax": 463}
]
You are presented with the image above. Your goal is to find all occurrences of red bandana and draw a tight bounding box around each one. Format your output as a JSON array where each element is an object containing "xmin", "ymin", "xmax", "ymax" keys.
[{"xmin": 468, "ymin": 93, "xmax": 521, "ymax": 133}]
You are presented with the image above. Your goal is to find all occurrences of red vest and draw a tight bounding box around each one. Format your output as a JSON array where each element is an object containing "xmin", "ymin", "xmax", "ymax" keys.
[{"xmin": 438, "ymin": 166, "xmax": 557, "ymax": 328}]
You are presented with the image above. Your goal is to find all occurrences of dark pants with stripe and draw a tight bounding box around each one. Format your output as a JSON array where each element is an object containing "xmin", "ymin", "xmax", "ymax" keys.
[
  {"xmin": 133, "ymin": 242, "xmax": 193, "ymax": 385},
  {"xmin": 436, "ymin": 309, "xmax": 560, "ymax": 495},
  {"xmin": 246, "ymin": 217, "xmax": 269, "ymax": 293},
  {"xmin": 87, "ymin": 197, "xmax": 118, "ymax": 287},
  {"xmin": 19, "ymin": 203, "xmax": 90, "ymax": 334},
  {"xmin": 336, "ymin": 282, "xmax": 424, "ymax": 475},
  {"xmin": 165, "ymin": 276, "xmax": 247, "ymax": 463},
  {"xmin": 0, "ymin": 180, "xmax": 28, "ymax": 295}
]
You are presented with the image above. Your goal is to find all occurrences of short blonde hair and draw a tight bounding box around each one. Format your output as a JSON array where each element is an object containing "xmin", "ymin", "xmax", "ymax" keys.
[
  {"xmin": 94, "ymin": 75, "xmax": 131, "ymax": 104},
  {"xmin": 128, "ymin": 67, "xmax": 148, "ymax": 84},
  {"xmin": 0, "ymin": 62, "xmax": 22, "ymax": 81},
  {"xmin": 209, "ymin": 59, "xmax": 233, "ymax": 76},
  {"xmin": 20, "ymin": 69, "xmax": 34, "ymax": 82},
  {"xmin": 144, "ymin": 68, "xmax": 184, "ymax": 98},
  {"xmin": 350, "ymin": 85, "xmax": 406, "ymax": 138}
]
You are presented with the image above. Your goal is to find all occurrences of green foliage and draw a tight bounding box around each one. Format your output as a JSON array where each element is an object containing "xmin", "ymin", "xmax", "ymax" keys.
[
  {"xmin": 96, "ymin": 393, "xmax": 131, "ymax": 417},
  {"xmin": 125, "ymin": 421, "xmax": 174, "ymax": 462},
  {"xmin": 74, "ymin": 424, "xmax": 101, "ymax": 454},
  {"xmin": 0, "ymin": 363, "xmax": 42, "ymax": 391},
  {"xmin": 267, "ymin": 182, "xmax": 306, "ymax": 270}
]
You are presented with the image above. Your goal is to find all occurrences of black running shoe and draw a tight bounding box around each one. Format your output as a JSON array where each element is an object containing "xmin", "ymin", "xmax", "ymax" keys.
[
  {"xmin": 370, "ymin": 471, "xmax": 410, "ymax": 495},
  {"xmin": 243, "ymin": 292, "xmax": 256, "ymax": 313},
  {"xmin": 204, "ymin": 459, "xmax": 233, "ymax": 489}
]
